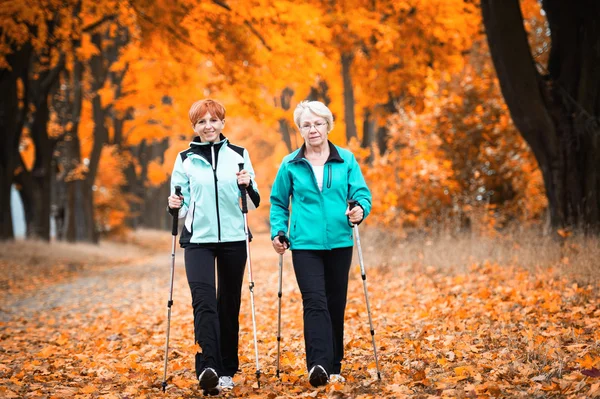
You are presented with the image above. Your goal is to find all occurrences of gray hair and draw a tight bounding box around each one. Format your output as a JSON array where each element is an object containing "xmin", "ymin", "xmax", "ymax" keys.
[{"xmin": 293, "ymin": 101, "xmax": 334, "ymax": 133}]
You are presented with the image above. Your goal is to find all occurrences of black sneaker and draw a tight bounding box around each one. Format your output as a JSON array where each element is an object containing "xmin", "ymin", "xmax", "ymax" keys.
[
  {"xmin": 198, "ymin": 367, "xmax": 219, "ymax": 392},
  {"xmin": 308, "ymin": 365, "xmax": 328, "ymax": 387}
]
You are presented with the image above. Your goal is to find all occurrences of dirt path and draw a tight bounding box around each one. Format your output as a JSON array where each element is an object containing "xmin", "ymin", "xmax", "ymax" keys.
[
  {"xmin": 0, "ymin": 234, "xmax": 388, "ymax": 398},
  {"xmin": 3, "ymin": 232, "xmax": 596, "ymax": 398},
  {"xmin": 0, "ymin": 234, "xmax": 286, "ymax": 320}
]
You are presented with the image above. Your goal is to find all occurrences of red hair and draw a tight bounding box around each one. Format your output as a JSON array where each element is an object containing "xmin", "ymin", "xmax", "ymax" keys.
[{"xmin": 188, "ymin": 99, "xmax": 226, "ymax": 125}]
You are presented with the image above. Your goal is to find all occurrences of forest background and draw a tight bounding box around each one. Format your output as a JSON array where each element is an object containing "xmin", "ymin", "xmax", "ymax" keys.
[{"xmin": 3, "ymin": 0, "xmax": 588, "ymax": 242}]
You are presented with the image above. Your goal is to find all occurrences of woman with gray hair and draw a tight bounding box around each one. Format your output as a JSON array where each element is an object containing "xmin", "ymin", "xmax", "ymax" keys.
[{"xmin": 270, "ymin": 100, "xmax": 372, "ymax": 387}]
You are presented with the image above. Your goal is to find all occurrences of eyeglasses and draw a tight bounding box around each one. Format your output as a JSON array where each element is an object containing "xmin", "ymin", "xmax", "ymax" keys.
[{"xmin": 300, "ymin": 121, "xmax": 327, "ymax": 132}]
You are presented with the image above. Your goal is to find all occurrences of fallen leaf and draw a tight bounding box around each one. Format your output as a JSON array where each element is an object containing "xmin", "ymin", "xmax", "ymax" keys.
[{"xmin": 582, "ymin": 368, "xmax": 600, "ymax": 378}]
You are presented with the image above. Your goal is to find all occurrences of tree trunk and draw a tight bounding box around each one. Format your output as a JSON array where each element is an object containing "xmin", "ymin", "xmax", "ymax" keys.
[
  {"xmin": 361, "ymin": 108, "xmax": 376, "ymax": 163},
  {"xmin": 137, "ymin": 139, "xmax": 170, "ymax": 229},
  {"xmin": 277, "ymin": 87, "xmax": 294, "ymax": 152},
  {"xmin": 122, "ymin": 161, "xmax": 141, "ymax": 229},
  {"xmin": 376, "ymin": 126, "xmax": 389, "ymax": 155},
  {"xmin": 341, "ymin": 52, "xmax": 358, "ymax": 142},
  {"xmin": 142, "ymin": 181, "xmax": 170, "ymax": 229},
  {"xmin": 78, "ymin": 31, "xmax": 109, "ymax": 243},
  {"xmin": 124, "ymin": 139, "xmax": 148, "ymax": 228},
  {"xmin": 78, "ymin": 28, "xmax": 126, "ymax": 241},
  {"xmin": 13, "ymin": 156, "xmax": 34, "ymax": 234},
  {"xmin": 65, "ymin": 179, "xmax": 77, "ymax": 242},
  {"xmin": 65, "ymin": 179, "xmax": 89, "ymax": 242},
  {"xmin": 61, "ymin": 66, "xmax": 87, "ymax": 242},
  {"xmin": 481, "ymin": 0, "xmax": 600, "ymax": 232},
  {"xmin": 28, "ymin": 90, "xmax": 57, "ymax": 240},
  {"xmin": 63, "ymin": 133, "xmax": 88, "ymax": 242},
  {"xmin": 376, "ymin": 95, "xmax": 396, "ymax": 155},
  {"xmin": 307, "ymin": 80, "xmax": 331, "ymax": 106},
  {"xmin": 17, "ymin": 15, "xmax": 66, "ymax": 241},
  {"xmin": 0, "ymin": 45, "xmax": 32, "ymax": 240}
]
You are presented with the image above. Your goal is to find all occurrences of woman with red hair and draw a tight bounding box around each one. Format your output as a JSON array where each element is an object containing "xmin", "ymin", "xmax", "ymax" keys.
[{"xmin": 167, "ymin": 99, "xmax": 260, "ymax": 394}]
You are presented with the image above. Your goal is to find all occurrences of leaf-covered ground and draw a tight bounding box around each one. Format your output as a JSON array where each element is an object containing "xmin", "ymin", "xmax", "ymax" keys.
[{"xmin": 1, "ymin": 233, "xmax": 599, "ymax": 398}]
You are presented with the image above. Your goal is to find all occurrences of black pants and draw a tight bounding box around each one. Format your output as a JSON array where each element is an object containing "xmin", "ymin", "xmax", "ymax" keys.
[
  {"xmin": 292, "ymin": 247, "xmax": 353, "ymax": 375},
  {"xmin": 184, "ymin": 241, "xmax": 246, "ymax": 377}
]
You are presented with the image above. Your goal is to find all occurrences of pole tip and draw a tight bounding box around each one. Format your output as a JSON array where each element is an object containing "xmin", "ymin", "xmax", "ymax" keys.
[{"xmin": 161, "ymin": 381, "xmax": 167, "ymax": 392}]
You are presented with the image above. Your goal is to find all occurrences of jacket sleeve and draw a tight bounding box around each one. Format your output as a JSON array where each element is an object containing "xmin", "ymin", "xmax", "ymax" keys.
[
  {"xmin": 243, "ymin": 149, "xmax": 260, "ymax": 210},
  {"xmin": 269, "ymin": 160, "xmax": 292, "ymax": 240},
  {"xmin": 169, "ymin": 153, "xmax": 190, "ymax": 219},
  {"xmin": 347, "ymin": 153, "xmax": 372, "ymax": 219}
]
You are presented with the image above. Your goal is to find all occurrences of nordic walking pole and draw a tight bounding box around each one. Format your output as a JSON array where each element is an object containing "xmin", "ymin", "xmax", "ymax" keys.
[
  {"xmin": 276, "ymin": 230, "xmax": 290, "ymax": 379},
  {"xmin": 238, "ymin": 163, "xmax": 261, "ymax": 388},
  {"xmin": 348, "ymin": 199, "xmax": 381, "ymax": 380},
  {"xmin": 162, "ymin": 185, "xmax": 182, "ymax": 392}
]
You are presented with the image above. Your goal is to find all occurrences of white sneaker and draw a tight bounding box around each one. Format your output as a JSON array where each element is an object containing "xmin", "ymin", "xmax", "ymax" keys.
[
  {"xmin": 330, "ymin": 374, "xmax": 346, "ymax": 383},
  {"xmin": 218, "ymin": 376, "xmax": 234, "ymax": 390}
]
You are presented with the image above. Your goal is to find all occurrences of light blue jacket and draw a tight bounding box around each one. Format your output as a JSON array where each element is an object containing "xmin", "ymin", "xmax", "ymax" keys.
[
  {"xmin": 270, "ymin": 141, "xmax": 371, "ymax": 250},
  {"xmin": 170, "ymin": 135, "xmax": 259, "ymax": 245}
]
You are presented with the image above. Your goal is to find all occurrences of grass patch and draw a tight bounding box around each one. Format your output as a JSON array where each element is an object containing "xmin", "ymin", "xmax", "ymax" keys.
[
  {"xmin": 0, "ymin": 229, "xmax": 168, "ymax": 297},
  {"xmin": 361, "ymin": 226, "xmax": 599, "ymax": 289}
]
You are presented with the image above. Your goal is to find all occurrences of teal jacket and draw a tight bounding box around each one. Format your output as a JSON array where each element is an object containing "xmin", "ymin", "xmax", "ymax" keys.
[
  {"xmin": 170, "ymin": 135, "xmax": 259, "ymax": 245},
  {"xmin": 270, "ymin": 141, "xmax": 371, "ymax": 250}
]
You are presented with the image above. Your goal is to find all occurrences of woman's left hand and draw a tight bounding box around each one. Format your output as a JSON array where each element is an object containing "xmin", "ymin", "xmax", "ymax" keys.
[
  {"xmin": 346, "ymin": 205, "xmax": 364, "ymax": 224},
  {"xmin": 236, "ymin": 169, "xmax": 251, "ymax": 187}
]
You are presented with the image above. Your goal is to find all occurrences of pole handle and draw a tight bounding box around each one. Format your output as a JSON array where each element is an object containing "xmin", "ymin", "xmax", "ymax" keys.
[
  {"xmin": 238, "ymin": 163, "xmax": 248, "ymax": 214},
  {"xmin": 277, "ymin": 230, "xmax": 290, "ymax": 248},
  {"xmin": 347, "ymin": 199, "xmax": 358, "ymax": 210},
  {"xmin": 347, "ymin": 199, "xmax": 362, "ymax": 227},
  {"xmin": 171, "ymin": 186, "xmax": 182, "ymax": 236}
]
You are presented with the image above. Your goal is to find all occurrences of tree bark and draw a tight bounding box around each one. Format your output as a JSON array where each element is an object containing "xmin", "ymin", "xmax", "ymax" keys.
[
  {"xmin": 27, "ymin": 78, "xmax": 60, "ymax": 240},
  {"xmin": 139, "ymin": 139, "xmax": 169, "ymax": 229},
  {"xmin": 16, "ymin": 13, "xmax": 66, "ymax": 240},
  {"xmin": 0, "ymin": 44, "xmax": 32, "ymax": 240},
  {"xmin": 79, "ymin": 28, "xmax": 125, "ymax": 242},
  {"xmin": 361, "ymin": 108, "xmax": 376, "ymax": 163},
  {"xmin": 307, "ymin": 80, "xmax": 331, "ymax": 106},
  {"xmin": 277, "ymin": 87, "xmax": 294, "ymax": 152},
  {"xmin": 13, "ymin": 156, "xmax": 34, "ymax": 233},
  {"xmin": 481, "ymin": 0, "xmax": 600, "ymax": 232},
  {"xmin": 341, "ymin": 52, "xmax": 358, "ymax": 142}
]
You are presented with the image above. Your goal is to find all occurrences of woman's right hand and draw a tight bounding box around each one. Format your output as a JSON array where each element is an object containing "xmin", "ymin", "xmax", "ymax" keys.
[
  {"xmin": 272, "ymin": 236, "xmax": 288, "ymax": 255},
  {"xmin": 168, "ymin": 193, "xmax": 184, "ymax": 209}
]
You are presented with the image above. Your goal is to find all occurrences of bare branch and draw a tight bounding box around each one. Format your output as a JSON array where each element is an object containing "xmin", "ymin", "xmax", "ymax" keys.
[
  {"xmin": 83, "ymin": 14, "xmax": 118, "ymax": 32},
  {"xmin": 211, "ymin": 0, "xmax": 272, "ymax": 51}
]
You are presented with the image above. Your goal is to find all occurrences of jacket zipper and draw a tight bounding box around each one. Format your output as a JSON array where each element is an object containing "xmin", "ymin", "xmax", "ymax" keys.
[
  {"xmin": 327, "ymin": 164, "xmax": 332, "ymax": 189},
  {"xmin": 304, "ymin": 160, "xmax": 322, "ymax": 193},
  {"xmin": 211, "ymin": 144, "xmax": 222, "ymax": 242},
  {"xmin": 304, "ymin": 159, "xmax": 328, "ymax": 248}
]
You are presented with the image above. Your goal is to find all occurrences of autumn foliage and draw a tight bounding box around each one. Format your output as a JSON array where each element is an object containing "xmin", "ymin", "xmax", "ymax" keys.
[{"xmin": 0, "ymin": 0, "xmax": 554, "ymax": 240}]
